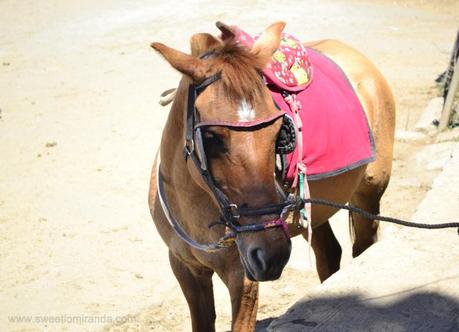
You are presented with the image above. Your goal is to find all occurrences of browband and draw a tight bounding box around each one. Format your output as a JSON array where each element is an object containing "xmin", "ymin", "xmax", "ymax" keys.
[{"xmin": 194, "ymin": 112, "xmax": 285, "ymax": 129}]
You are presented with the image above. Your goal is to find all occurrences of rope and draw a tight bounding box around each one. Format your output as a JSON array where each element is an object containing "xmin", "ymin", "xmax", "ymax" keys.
[{"xmin": 303, "ymin": 198, "xmax": 459, "ymax": 233}]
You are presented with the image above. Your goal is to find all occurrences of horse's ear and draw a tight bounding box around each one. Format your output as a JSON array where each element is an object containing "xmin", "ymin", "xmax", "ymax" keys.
[
  {"xmin": 216, "ymin": 21, "xmax": 236, "ymax": 40},
  {"xmin": 151, "ymin": 42, "xmax": 208, "ymax": 82},
  {"xmin": 251, "ymin": 21, "xmax": 286, "ymax": 66},
  {"xmin": 190, "ymin": 33, "xmax": 221, "ymax": 56}
]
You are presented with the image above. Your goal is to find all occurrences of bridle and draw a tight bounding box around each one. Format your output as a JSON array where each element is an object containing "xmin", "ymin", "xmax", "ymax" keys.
[{"xmin": 157, "ymin": 63, "xmax": 303, "ymax": 251}]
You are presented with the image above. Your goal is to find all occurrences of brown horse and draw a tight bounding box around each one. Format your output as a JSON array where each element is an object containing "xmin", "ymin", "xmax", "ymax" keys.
[{"xmin": 148, "ymin": 22, "xmax": 395, "ymax": 332}]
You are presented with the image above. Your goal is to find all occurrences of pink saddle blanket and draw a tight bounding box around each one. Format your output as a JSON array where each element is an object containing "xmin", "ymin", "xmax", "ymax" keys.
[
  {"xmin": 272, "ymin": 48, "xmax": 375, "ymax": 181},
  {"xmin": 231, "ymin": 28, "xmax": 376, "ymax": 181}
]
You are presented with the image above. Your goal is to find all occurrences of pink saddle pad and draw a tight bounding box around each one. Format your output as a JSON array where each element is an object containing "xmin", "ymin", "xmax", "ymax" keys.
[
  {"xmin": 230, "ymin": 27, "xmax": 375, "ymax": 181},
  {"xmin": 271, "ymin": 48, "xmax": 375, "ymax": 181}
]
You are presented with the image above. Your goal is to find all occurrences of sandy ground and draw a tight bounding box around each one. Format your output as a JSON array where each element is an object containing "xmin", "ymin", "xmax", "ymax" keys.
[{"xmin": 1, "ymin": 0, "xmax": 458, "ymax": 331}]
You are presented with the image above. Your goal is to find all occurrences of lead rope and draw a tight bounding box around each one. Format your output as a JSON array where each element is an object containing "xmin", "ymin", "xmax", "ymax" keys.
[{"xmin": 284, "ymin": 93, "xmax": 313, "ymax": 266}]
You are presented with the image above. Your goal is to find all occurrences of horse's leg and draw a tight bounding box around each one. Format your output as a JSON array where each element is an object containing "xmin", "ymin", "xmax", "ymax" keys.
[
  {"xmin": 220, "ymin": 269, "xmax": 258, "ymax": 332},
  {"xmin": 349, "ymin": 172, "xmax": 389, "ymax": 258},
  {"xmin": 169, "ymin": 251, "xmax": 216, "ymax": 332},
  {"xmin": 304, "ymin": 221, "xmax": 342, "ymax": 282},
  {"xmin": 303, "ymin": 166, "xmax": 367, "ymax": 282}
]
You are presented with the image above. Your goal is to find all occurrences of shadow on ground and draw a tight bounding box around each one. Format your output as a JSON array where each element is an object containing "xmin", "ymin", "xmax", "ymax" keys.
[{"xmin": 266, "ymin": 290, "xmax": 459, "ymax": 331}]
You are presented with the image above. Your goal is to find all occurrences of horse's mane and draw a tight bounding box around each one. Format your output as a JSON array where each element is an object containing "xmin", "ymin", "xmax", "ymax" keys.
[{"xmin": 209, "ymin": 41, "xmax": 266, "ymax": 104}]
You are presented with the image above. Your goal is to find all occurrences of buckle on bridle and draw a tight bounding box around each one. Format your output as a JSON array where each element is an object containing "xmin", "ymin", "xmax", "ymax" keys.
[
  {"xmin": 279, "ymin": 194, "xmax": 301, "ymax": 218},
  {"xmin": 183, "ymin": 140, "xmax": 194, "ymax": 159},
  {"xmin": 226, "ymin": 203, "xmax": 240, "ymax": 220}
]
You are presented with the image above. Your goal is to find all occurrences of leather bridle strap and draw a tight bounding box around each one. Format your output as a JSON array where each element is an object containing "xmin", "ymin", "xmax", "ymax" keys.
[
  {"xmin": 185, "ymin": 78, "xmax": 233, "ymax": 217},
  {"xmin": 195, "ymin": 112, "xmax": 285, "ymax": 129},
  {"xmin": 185, "ymin": 74, "xmax": 222, "ymax": 150},
  {"xmin": 183, "ymin": 73, "xmax": 243, "ymax": 223},
  {"xmin": 184, "ymin": 138, "xmax": 238, "ymax": 222}
]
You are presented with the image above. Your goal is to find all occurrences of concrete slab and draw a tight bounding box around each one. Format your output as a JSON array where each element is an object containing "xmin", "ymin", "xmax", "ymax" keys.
[
  {"xmin": 415, "ymin": 97, "xmax": 443, "ymax": 133},
  {"xmin": 268, "ymin": 143, "xmax": 459, "ymax": 331},
  {"xmin": 414, "ymin": 142, "xmax": 456, "ymax": 171},
  {"xmin": 395, "ymin": 129, "xmax": 428, "ymax": 143}
]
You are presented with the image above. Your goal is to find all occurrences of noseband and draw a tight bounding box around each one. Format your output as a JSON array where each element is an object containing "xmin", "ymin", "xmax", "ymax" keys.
[{"xmin": 157, "ymin": 69, "xmax": 301, "ymax": 251}]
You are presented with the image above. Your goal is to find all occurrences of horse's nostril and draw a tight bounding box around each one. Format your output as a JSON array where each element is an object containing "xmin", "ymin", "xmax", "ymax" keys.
[{"xmin": 249, "ymin": 247, "xmax": 267, "ymax": 273}]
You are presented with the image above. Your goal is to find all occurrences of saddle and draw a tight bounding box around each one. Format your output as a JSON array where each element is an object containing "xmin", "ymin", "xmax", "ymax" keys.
[{"xmin": 228, "ymin": 27, "xmax": 376, "ymax": 184}]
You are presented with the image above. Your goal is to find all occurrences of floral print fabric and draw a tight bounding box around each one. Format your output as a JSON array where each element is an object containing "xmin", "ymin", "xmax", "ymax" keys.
[{"xmin": 232, "ymin": 27, "xmax": 313, "ymax": 92}]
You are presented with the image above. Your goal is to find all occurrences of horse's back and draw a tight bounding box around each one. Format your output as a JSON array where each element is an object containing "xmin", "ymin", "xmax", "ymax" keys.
[
  {"xmin": 306, "ymin": 39, "xmax": 395, "ymax": 185},
  {"xmin": 306, "ymin": 40, "xmax": 394, "ymax": 116}
]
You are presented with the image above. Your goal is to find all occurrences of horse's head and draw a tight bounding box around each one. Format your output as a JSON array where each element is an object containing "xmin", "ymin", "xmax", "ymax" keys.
[{"xmin": 151, "ymin": 22, "xmax": 292, "ymax": 281}]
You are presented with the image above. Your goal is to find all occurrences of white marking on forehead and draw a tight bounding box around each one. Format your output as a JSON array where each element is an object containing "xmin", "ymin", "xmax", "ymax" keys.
[{"xmin": 237, "ymin": 99, "xmax": 256, "ymax": 122}]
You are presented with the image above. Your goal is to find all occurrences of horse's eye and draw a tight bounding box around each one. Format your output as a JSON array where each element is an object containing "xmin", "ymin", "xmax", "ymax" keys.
[
  {"xmin": 203, "ymin": 130, "xmax": 223, "ymax": 145},
  {"xmin": 203, "ymin": 129, "xmax": 226, "ymax": 155}
]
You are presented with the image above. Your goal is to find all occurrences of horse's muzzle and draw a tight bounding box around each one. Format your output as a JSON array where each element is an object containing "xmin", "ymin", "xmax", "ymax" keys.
[{"xmin": 237, "ymin": 231, "xmax": 292, "ymax": 281}]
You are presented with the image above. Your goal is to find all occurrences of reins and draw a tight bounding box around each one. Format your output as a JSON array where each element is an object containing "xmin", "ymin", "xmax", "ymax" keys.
[
  {"xmin": 302, "ymin": 198, "xmax": 459, "ymax": 234},
  {"xmin": 157, "ymin": 163, "xmax": 459, "ymax": 253},
  {"xmin": 157, "ymin": 167, "xmax": 234, "ymax": 252}
]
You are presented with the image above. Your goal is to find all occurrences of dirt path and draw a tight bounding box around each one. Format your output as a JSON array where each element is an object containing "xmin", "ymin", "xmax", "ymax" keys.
[{"xmin": 1, "ymin": 1, "xmax": 458, "ymax": 331}]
